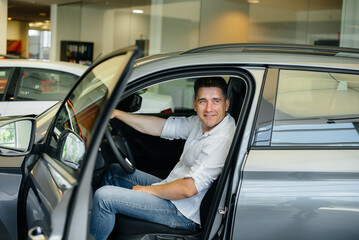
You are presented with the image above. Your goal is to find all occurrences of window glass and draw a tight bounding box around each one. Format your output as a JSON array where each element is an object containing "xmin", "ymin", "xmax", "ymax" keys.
[
  {"xmin": 272, "ymin": 70, "xmax": 359, "ymax": 146},
  {"xmin": 253, "ymin": 69, "xmax": 278, "ymax": 146},
  {"xmin": 136, "ymin": 78, "xmax": 195, "ymax": 114},
  {"xmin": 17, "ymin": 68, "xmax": 79, "ymax": 101},
  {"xmin": 46, "ymin": 52, "xmax": 132, "ymax": 173},
  {"xmin": 135, "ymin": 76, "xmax": 232, "ymax": 114},
  {"xmin": 0, "ymin": 68, "xmax": 14, "ymax": 94}
]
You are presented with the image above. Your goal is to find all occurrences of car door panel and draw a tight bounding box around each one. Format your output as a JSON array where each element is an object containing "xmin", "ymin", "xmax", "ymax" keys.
[
  {"xmin": 26, "ymin": 188, "xmax": 51, "ymax": 236},
  {"xmin": 0, "ymin": 153, "xmax": 25, "ymax": 240},
  {"xmin": 27, "ymin": 155, "xmax": 76, "ymax": 238},
  {"xmin": 18, "ymin": 46, "xmax": 141, "ymax": 240},
  {"xmin": 232, "ymin": 66, "xmax": 359, "ymax": 239},
  {"xmin": 232, "ymin": 149, "xmax": 359, "ymax": 240},
  {"xmin": 0, "ymin": 170, "xmax": 21, "ymax": 240}
]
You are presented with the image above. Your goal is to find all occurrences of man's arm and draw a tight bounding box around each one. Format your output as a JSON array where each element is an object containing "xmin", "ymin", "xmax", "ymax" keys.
[
  {"xmin": 111, "ymin": 109, "xmax": 166, "ymax": 136},
  {"xmin": 132, "ymin": 178, "xmax": 198, "ymax": 200}
]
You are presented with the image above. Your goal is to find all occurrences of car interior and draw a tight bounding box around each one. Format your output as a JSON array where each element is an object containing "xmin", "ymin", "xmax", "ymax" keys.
[{"xmin": 91, "ymin": 75, "xmax": 247, "ymax": 240}]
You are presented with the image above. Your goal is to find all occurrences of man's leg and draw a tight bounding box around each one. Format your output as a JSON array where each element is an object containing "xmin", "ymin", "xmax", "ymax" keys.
[
  {"xmin": 90, "ymin": 185, "xmax": 197, "ymax": 240},
  {"xmin": 101, "ymin": 163, "xmax": 161, "ymax": 188},
  {"xmin": 90, "ymin": 164, "xmax": 197, "ymax": 240}
]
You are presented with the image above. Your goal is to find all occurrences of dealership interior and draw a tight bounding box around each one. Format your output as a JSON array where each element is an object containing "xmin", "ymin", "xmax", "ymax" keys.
[
  {"xmin": 1, "ymin": 0, "xmax": 359, "ymax": 64},
  {"xmin": 0, "ymin": 1, "xmax": 359, "ymax": 240}
]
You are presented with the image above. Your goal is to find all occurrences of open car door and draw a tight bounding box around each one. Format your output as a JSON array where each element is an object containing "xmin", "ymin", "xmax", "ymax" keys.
[{"xmin": 3, "ymin": 46, "xmax": 141, "ymax": 240}]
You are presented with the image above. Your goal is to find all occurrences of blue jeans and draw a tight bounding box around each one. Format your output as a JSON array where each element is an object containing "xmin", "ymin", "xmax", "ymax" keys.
[{"xmin": 90, "ymin": 164, "xmax": 198, "ymax": 240}]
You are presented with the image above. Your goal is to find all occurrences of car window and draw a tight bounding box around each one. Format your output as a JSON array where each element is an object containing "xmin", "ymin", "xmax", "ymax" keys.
[
  {"xmin": 135, "ymin": 76, "xmax": 230, "ymax": 114},
  {"xmin": 135, "ymin": 78, "xmax": 194, "ymax": 114},
  {"xmin": 252, "ymin": 69, "xmax": 278, "ymax": 146},
  {"xmin": 272, "ymin": 70, "xmax": 359, "ymax": 146},
  {"xmin": 0, "ymin": 68, "xmax": 14, "ymax": 94},
  {"xmin": 45, "ymin": 53, "xmax": 132, "ymax": 174},
  {"xmin": 16, "ymin": 68, "xmax": 79, "ymax": 101}
]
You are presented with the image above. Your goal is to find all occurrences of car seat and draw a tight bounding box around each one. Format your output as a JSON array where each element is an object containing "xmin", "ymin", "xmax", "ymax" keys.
[
  {"xmin": 227, "ymin": 77, "xmax": 246, "ymax": 122},
  {"xmin": 109, "ymin": 178, "xmax": 220, "ymax": 239}
]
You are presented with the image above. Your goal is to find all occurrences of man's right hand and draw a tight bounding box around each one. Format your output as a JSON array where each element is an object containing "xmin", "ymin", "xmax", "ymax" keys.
[{"xmin": 111, "ymin": 109, "xmax": 122, "ymax": 119}]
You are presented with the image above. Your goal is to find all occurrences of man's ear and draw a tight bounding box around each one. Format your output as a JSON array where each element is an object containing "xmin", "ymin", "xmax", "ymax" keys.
[
  {"xmin": 225, "ymin": 99, "xmax": 230, "ymax": 111},
  {"xmin": 193, "ymin": 99, "xmax": 197, "ymax": 112}
]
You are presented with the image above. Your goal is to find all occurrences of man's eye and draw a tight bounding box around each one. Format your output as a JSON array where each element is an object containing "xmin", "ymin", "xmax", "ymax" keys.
[{"xmin": 199, "ymin": 100, "xmax": 206, "ymax": 104}]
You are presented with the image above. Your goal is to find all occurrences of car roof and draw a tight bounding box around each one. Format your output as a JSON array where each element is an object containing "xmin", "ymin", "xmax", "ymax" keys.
[
  {"xmin": 0, "ymin": 59, "xmax": 88, "ymax": 76},
  {"xmin": 131, "ymin": 44, "xmax": 359, "ymax": 80}
]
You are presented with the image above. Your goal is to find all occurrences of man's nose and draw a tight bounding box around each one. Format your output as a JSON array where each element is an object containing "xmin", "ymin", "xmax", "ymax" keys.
[{"xmin": 205, "ymin": 102, "xmax": 213, "ymax": 111}]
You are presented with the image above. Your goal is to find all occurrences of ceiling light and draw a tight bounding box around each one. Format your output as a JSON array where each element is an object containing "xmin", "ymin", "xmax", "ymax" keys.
[
  {"xmin": 7, "ymin": 17, "xmax": 12, "ymax": 21},
  {"xmin": 248, "ymin": 0, "xmax": 260, "ymax": 3},
  {"xmin": 132, "ymin": 9, "xmax": 143, "ymax": 14}
]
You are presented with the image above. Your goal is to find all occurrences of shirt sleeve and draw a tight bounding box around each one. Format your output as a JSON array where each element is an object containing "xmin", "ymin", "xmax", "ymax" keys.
[
  {"xmin": 161, "ymin": 116, "xmax": 195, "ymax": 140},
  {"xmin": 184, "ymin": 136, "xmax": 232, "ymax": 193}
]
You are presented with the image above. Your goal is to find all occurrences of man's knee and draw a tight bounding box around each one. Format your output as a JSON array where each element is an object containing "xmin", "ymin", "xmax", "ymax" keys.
[
  {"xmin": 108, "ymin": 163, "xmax": 126, "ymax": 176},
  {"xmin": 94, "ymin": 186, "xmax": 112, "ymax": 205},
  {"xmin": 103, "ymin": 164, "xmax": 126, "ymax": 185}
]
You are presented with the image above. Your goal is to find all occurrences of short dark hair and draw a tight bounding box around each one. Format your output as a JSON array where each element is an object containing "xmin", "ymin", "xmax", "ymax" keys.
[{"xmin": 194, "ymin": 77, "xmax": 228, "ymax": 99}]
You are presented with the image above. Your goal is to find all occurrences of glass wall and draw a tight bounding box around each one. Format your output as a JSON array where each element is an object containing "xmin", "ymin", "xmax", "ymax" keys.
[
  {"xmin": 54, "ymin": 0, "xmax": 356, "ymax": 61},
  {"xmin": 28, "ymin": 30, "xmax": 51, "ymax": 60},
  {"xmin": 247, "ymin": 0, "xmax": 342, "ymax": 46}
]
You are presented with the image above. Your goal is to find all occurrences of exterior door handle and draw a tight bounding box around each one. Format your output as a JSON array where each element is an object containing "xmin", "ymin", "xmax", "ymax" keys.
[{"xmin": 28, "ymin": 226, "xmax": 47, "ymax": 240}]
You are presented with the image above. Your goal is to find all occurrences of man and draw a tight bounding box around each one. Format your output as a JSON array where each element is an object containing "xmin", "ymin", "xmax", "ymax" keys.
[{"xmin": 90, "ymin": 77, "xmax": 235, "ymax": 240}]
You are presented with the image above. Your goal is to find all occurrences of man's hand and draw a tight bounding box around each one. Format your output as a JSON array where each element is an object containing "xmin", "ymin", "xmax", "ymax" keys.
[
  {"xmin": 132, "ymin": 178, "xmax": 198, "ymax": 200},
  {"xmin": 111, "ymin": 109, "xmax": 122, "ymax": 119}
]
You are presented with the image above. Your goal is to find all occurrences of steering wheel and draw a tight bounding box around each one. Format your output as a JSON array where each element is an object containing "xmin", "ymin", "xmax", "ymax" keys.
[{"xmin": 104, "ymin": 124, "xmax": 136, "ymax": 174}]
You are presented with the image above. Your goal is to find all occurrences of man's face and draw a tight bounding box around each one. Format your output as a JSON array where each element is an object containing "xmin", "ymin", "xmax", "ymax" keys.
[{"xmin": 193, "ymin": 87, "xmax": 229, "ymax": 133}]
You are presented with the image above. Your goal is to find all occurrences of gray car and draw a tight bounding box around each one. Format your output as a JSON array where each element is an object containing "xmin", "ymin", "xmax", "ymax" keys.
[{"xmin": 0, "ymin": 44, "xmax": 358, "ymax": 240}]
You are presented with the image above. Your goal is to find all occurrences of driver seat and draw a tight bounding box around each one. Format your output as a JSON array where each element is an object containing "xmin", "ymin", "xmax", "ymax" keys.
[{"xmin": 109, "ymin": 178, "xmax": 219, "ymax": 239}]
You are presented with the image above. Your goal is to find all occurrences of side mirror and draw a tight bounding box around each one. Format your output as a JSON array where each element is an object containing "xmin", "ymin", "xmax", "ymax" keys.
[
  {"xmin": 116, "ymin": 93, "xmax": 142, "ymax": 113},
  {"xmin": 0, "ymin": 118, "xmax": 36, "ymax": 156},
  {"xmin": 59, "ymin": 130, "xmax": 85, "ymax": 170}
]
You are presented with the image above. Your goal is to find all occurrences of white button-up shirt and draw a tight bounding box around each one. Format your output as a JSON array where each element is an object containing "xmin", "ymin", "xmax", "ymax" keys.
[{"xmin": 156, "ymin": 113, "xmax": 235, "ymax": 225}]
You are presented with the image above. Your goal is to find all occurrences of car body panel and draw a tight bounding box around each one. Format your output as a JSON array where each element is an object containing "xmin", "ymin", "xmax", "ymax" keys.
[
  {"xmin": 26, "ymin": 154, "xmax": 76, "ymax": 237},
  {"xmin": 131, "ymin": 52, "xmax": 359, "ymax": 82},
  {"xmin": 0, "ymin": 60, "xmax": 87, "ymax": 75},
  {"xmin": 4, "ymin": 101, "xmax": 58, "ymax": 116},
  {"xmin": 0, "ymin": 115, "xmax": 36, "ymax": 240},
  {"xmin": 0, "ymin": 169, "xmax": 21, "ymax": 240},
  {"xmin": 233, "ymin": 149, "xmax": 359, "ymax": 240}
]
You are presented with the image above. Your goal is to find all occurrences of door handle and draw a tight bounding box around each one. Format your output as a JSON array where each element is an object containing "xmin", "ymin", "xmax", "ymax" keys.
[{"xmin": 28, "ymin": 226, "xmax": 47, "ymax": 240}]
